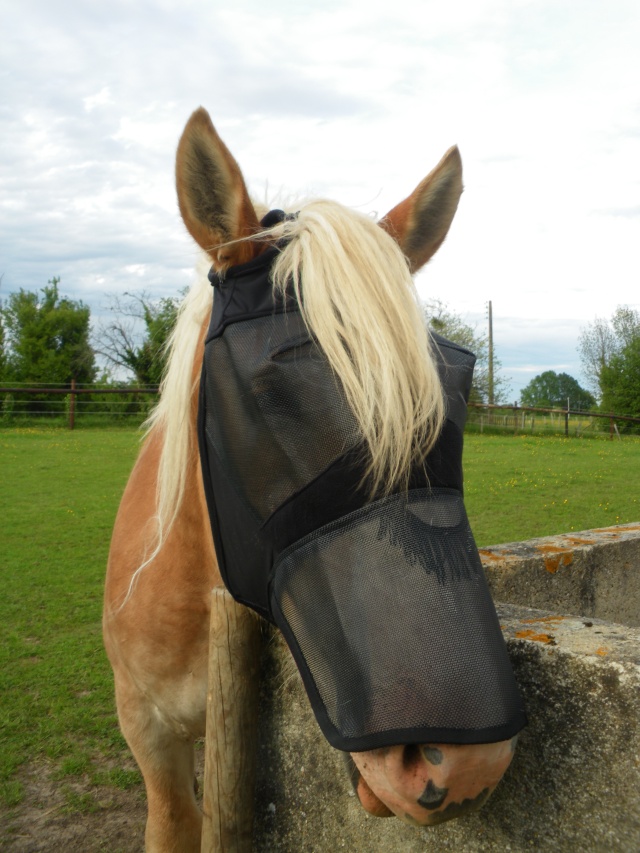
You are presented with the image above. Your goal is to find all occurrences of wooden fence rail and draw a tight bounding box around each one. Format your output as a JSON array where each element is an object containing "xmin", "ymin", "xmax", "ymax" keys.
[
  {"xmin": 467, "ymin": 402, "xmax": 640, "ymax": 438},
  {"xmin": 0, "ymin": 383, "xmax": 159, "ymax": 429},
  {"xmin": 2, "ymin": 385, "xmax": 640, "ymax": 435}
]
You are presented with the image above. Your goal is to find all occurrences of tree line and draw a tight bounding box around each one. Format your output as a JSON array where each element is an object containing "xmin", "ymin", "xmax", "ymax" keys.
[
  {"xmin": 0, "ymin": 281, "xmax": 502, "ymax": 403},
  {"xmin": 0, "ymin": 278, "xmax": 182, "ymax": 389},
  {"xmin": 1, "ymin": 279, "xmax": 638, "ymax": 429},
  {"xmin": 512, "ymin": 306, "xmax": 640, "ymax": 432},
  {"xmin": 578, "ymin": 306, "xmax": 640, "ymax": 421}
]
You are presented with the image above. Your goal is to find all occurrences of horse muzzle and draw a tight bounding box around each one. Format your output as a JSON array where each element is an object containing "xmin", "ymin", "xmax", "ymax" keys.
[{"xmin": 346, "ymin": 739, "xmax": 515, "ymax": 826}]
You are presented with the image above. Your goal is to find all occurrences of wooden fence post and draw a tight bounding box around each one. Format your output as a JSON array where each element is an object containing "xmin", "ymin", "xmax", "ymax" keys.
[
  {"xmin": 68, "ymin": 378, "xmax": 76, "ymax": 430},
  {"xmin": 201, "ymin": 588, "xmax": 262, "ymax": 853}
]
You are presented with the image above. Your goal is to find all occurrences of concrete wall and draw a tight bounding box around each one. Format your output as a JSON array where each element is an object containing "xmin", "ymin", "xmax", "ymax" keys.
[
  {"xmin": 251, "ymin": 524, "xmax": 640, "ymax": 853},
  {"xmin": 479, "ymin": 523, "xmax": 640, "ymax": 628}
]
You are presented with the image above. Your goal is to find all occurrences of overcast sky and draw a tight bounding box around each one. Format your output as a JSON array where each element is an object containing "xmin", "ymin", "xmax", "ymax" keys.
[{"xmin": 2, "ymin": 0, "xmax": 639, "ymax": 397}]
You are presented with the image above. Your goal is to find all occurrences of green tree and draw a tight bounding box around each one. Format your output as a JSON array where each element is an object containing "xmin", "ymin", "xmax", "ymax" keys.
[
  {"xmin": 0, "ymin": 277, "xmax": 6, "ymax": 382},
  {"xmin": 0, "ymin": 317, "xmax": 5, "ymax": 381},
  {"xmin": 520, "ymin": 371, "xmax": 595, "ymax": 410},
  {"xmin": 1, "ymin": 278, "xmax": 96, "ymax": 384},
  {"xmin": 96, "ymin": 291, "xmax": 184, "ymax": 385},
  {"xmin": 600, "ymin": 337, "xmax": 640, "ymax": 429},
  {"xmin": 578, "ymin": 306, "xmax": 640, "ymax": 399},
  {"xmin": 424, "ymin": 299, "xmax": 509, "ymax": 404}
]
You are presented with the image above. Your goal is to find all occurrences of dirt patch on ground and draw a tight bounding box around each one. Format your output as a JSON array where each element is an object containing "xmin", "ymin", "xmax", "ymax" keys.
[
  {"xmin": 1, "ymin": 747, "xmax": 202, "ymax": 853},
  {"xmin": 2, "ymin": 749, "xmax": 205, "ymax": 852},
  {"xmin": 1, "ymin": 759, "xmax": 149, "ymax": 853}
]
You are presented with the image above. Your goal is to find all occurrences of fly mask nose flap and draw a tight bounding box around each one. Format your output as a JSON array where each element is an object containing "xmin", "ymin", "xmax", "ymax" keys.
[{"xmin": 197, "ymin": 213, "xmax": 527, "ymax": 751}]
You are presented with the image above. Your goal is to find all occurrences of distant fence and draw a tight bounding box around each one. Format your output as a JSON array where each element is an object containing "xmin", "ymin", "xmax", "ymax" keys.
[
  {"xmin": 2, "ymin": 385, "xmax": 640, "ymax": 436},
  {"xmin": 467, "ymin": 403, "xmax": 640, "ymax": 438},
  {"xmin": 0, "ymin": 382, "xmax": 159, "ymax": 428}
]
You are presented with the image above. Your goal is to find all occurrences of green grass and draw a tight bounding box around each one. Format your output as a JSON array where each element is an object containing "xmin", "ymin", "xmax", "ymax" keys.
[
  {"xmin": 0, "ymin": 427, "xmax": 142, "ymax": 808},
  {"xmin": 464, "ymin": 433, "xmax": 640, "ymax": 546},
  {"xmin": 1, "ymin": 427, "xmax": 640, "ymax": 811}
]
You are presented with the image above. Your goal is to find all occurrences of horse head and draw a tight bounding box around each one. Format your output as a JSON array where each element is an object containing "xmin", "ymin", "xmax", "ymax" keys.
[{"xmin": 174, "ymin": 107, "xmax": 525, "ymax": 827}]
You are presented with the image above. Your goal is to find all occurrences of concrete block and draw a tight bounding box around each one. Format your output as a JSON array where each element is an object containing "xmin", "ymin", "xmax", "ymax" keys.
[
  {"xmin": 252, "ymin": 552, "xmax": 640, "ymax": 851},
  {"xmin": 479, "ymin": 523, "xmax": 640, "ymax": 627}
]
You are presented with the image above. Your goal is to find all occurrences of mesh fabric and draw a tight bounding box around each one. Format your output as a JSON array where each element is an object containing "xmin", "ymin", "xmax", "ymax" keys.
[
  {"xmin": 197, "ymin": 237, "xmax": 526, "ymax": 750},
  {"xmin": 204, "ymin": 312, "xmax": 358, "ymax": 521},
  {"xmin": 271, "ymin": 488, "xmax": 525, "ymax": 750}
]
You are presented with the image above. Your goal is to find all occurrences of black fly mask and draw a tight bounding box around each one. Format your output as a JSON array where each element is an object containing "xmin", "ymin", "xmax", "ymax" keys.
[{"xmin": 197, "ymin": 214, "xmax": 526, "ymax": 752}]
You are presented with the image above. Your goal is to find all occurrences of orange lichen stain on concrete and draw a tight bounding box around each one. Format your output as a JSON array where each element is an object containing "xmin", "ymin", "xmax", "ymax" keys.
[
  {"xmin": 514, "ymin": 629, "xmax": 556, "ymax": 645},
  {"xmin": 521, "ymin": 615, "xmax": 566, "ymax": 625},
  {"xmin": 595, "ymin": 647, "xmax": 610, "ymax": 656},
  {"xmin": 534, "ymin": 544, "xmax": 574, "ymax": 574},
  {"xmin": 478, "ymin": 550, "xmax": 509, "ymax": 563},
  {"xmin": 564, "ymin": 537, "xmax": 593, "ymax": 546}
]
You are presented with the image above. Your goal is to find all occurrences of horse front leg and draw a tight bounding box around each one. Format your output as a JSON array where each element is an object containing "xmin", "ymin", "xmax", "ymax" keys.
[{"xmin": 114, "ymin": 670, "xmax": 203, "ymax": 853}]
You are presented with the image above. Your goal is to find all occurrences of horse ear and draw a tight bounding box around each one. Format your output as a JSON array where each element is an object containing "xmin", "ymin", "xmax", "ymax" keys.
[
  {"xmin": 380, "ymin": 146, "xmax": 463, "ymax": 273},
  {"xmin": 175, "ymin": 107, "xmax": 262, "ymax": 269}
]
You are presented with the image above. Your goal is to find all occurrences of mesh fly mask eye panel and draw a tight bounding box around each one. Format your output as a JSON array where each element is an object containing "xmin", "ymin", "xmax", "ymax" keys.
[{"xmin": 197, "ymin": 214, "xmax": 527, "ymax": 751}]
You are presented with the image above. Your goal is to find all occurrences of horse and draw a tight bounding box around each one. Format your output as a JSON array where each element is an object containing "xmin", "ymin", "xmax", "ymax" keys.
[{"xmin": 103, "ymin": 107, "xmax": 519, "ymax": 852}]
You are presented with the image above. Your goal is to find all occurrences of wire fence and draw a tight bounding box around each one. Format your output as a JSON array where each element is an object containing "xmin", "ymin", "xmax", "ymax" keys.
[
  {"xmin": 0, "ymin": 382, "xmax": 159, "ymax": 428},
  {"xmin": 1, "ymin": 384, "xmax": 640, "ymax": 437},
  {"xmin": 466, "ymin": 403, "xmax": 640, "ymax": 439}
]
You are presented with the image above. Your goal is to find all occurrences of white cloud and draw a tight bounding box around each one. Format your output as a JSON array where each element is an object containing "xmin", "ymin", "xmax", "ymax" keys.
[
  {"xmin": 83, "ymin": 87, "xmax": 112, "ymax": 113},
  {"xmin": 1, "ymin": 0, "xmax": 639, "ymax": 402}
]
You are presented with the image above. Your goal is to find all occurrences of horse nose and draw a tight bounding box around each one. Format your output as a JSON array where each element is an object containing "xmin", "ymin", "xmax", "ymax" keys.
[{"xmin": 349, "ymin": 739, "xmax": 516, "ymax": 826}]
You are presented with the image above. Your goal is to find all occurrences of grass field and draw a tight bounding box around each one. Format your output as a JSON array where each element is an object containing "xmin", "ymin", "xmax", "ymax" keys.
[
  {"xmin": 0, "ymin": 428, "xmax": 142, "ymax": 812},
  {"xmin": 1, "ymin": 426, "xmax": 639, "ymax": 816},
  {"xmin": 463, "ymin": 433, "xmax": 640, "ymax": 545}
]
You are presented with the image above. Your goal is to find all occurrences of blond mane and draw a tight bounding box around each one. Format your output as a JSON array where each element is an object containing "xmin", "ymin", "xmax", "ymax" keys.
[
  {"xmin": 269, "ymin": 201, "xmax": 444, "ymax": 492},
  {"xmin": 141, "ymin": 199, "xmax": 444, "ymax": 577},
  {"xmin": 129, "ymin": 255, "xmax": 213, "ymax": 585}
]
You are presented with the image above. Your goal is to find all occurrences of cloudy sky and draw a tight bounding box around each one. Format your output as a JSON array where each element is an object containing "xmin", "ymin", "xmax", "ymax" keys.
[{"xmin": 2, "ymin": 0, "xmax": 639, "ymax": 397}]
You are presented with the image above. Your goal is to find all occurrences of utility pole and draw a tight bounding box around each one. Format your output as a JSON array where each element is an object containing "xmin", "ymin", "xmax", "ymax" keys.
[{"xmin": 487, "ymin": 300, "xmax": 494, "ymax": 405}]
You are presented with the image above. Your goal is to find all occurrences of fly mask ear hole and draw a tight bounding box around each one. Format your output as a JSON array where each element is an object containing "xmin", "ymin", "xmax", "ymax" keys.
[
  {"xmin": 379, "ymin": 146, "xmax": 463, "ymax": 273},
  {"xmin": 175, "ymin": 107, "xmax": 262, "ymax": 269}
]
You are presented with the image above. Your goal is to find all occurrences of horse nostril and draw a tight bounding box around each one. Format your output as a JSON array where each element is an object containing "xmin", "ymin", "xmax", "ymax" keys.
[{"xmin": 401, "ymin": 743, "xmax": 421, "ymax": 770}]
